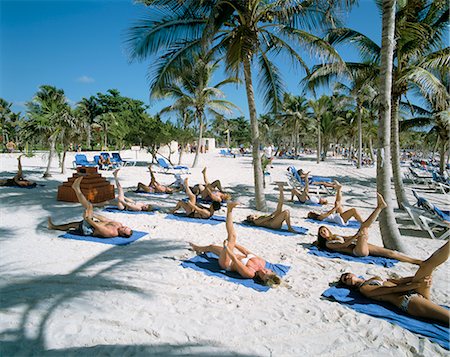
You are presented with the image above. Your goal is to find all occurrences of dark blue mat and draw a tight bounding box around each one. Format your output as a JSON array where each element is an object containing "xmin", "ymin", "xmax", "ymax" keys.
[
  {"xmin": 322, "ymin": 285, "xmax": 449, "ymax": 350},
  {"xmin": 58, "ymin": 230, "xmax": 148, "ymax": 245},
  {"xmin": 307, "ymin": 245, "xmax": 398, "ymax": 267},
  {"xmin": 239, "ymin": 221, "xmax": 308, "ymax": 236},
  {"xmin": 166, "ymin": 213, "xmax": 226, "ymax": 226},
  {"xmin": 306, "ymin": 218, "xmax": 361, "ymax": 228},
  {"xmin": 293, "ymin": 200, "xmax": 321, "ymax": 207},
  {"xmin": 134, "ymin": 191, "xmax": 170, "ymax": 198},
  {"xmin": 181, "ymin": 252, "xmax": 290, "ymax": 292},
  {"xmin": 102, "ymin": 206, "xmax": 157, "ymax": 215}
]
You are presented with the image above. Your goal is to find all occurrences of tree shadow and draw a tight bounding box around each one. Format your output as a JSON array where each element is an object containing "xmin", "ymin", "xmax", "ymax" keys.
[{"xmin": 0, "ymin": 238, "xmax": 183, "ymax": 355}]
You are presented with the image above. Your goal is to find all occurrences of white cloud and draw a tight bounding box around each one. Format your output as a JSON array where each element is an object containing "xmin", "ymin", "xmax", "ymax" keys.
[{"xmin": 76, "ymin": 75, "xmax": 95, "ymax": 83}]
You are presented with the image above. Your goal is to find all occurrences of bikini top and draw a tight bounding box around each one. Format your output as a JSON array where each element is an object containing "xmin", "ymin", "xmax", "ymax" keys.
[
  {"xmin": 240, "ymin": 254, "xmax": 256, "ymax": 267},
  {"xmin": 360, "ymin": 279, "xmax": 384, "ymax": 288}
]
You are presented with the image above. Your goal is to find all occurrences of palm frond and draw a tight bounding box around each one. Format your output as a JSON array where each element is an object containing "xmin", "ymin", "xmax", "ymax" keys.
[{"xmin": 257, "ymin": 51, "xmax": 285, "ymax": 113}]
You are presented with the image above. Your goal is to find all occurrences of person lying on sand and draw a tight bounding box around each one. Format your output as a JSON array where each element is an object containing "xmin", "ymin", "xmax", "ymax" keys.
[
  {"xmin": 245, "ymin": 182, "xmax": 296, "ymax": 233},
  {"xmin": 190, "ymin": 202, "xmax": 281, "ymax": 287},
  {"xmin": 291, "ymin": 171, "xmax": 329, "ymax": 205},
  {"xmin": 314, "ymin": 193, "xmax": 421, "ymax": 265},
  {"xmin": 171, "ymin": 178, "xmax": 221, "ymax": 219},
  {"xmin": 0, "ymin": 155, "xmax": 36, "ymax": 188},
  {"xmin": 339, "ymin": 241, "xmax": 449, "ymax": 326},
  {"xmin": 307, "ymin": 181, "xmax": 363, "ymax": 225},
  {"xmin": 113, "ymin": 169, "xmax": 153, "ymax": 211},
  {"xmin": 190, "ymin": 167, "xmax": 231, "ymax": 203},
  {"xmin": 48, "ymin": 176, "xmax": 133, "ymax": 238},
  {"xmin": 136, "ymin": 165, "xmax": 178, "ymax": 194}
]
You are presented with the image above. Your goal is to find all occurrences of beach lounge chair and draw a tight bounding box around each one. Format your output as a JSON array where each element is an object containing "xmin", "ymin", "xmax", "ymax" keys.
[
  {"xmin": 219, "ymin": 149, "xmax": 235, "ymax": 158},
  {"xmin": 286, "ymin": 166, "xmax": 334, "ymax": 194},
  {"xmin": 112, "ymin": 152, "xmax": 135, "ymax": 167},
  {"xmin": 157, "ymin": 158, "xmax": 190, "ymax": 174},
  {"xmin": 431, "ymin": 172, "xmax": 450, "ymax": 195},
  {"xmin": 73, "ymin": 154, "xmax": 96, "ymax": 168}
]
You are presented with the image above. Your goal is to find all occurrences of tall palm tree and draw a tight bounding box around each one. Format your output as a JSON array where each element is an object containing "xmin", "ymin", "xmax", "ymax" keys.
[
  {"xmin": 155, "ymin": 55, "xmax": 238, "ymax": 167},
  {"xmin": 25, "ymin": 85, "xmax": 73, "ymax": 177},
  {"xmin": 127, "ymin": 0, "xmax": 350, "ymax": 210},
  {"xmin": 76, "ymin": 96, "xmax": 102, "ymax": 150},
  {"xmin": 377, "ymin": 0, "xmax": 405, "ymax": 251}
]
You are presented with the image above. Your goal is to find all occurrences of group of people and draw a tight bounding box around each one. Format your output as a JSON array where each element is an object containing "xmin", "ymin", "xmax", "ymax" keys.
[{"xmin": 39, "ymin": 161, "xmax": 449, "ymax": 326}]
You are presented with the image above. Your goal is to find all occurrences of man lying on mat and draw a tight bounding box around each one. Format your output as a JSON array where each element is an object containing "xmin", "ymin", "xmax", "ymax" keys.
[
  {"xmin": 0, "ymin": 155, "xmax": 36, "ymax": 188},
  {"xmin": 48, "ymin": 176, "xmax": 133, "ymax": 238}
]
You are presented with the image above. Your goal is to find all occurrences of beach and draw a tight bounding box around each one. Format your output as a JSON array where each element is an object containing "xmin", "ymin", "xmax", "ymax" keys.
[{"xmin": 0, "ymin": 150, "xmax": 448, "ymax": 356}]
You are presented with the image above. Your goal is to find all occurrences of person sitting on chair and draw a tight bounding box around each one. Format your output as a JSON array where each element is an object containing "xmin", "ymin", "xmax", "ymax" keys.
[
  {"xmin": 113, "ymin": 169, "xmax": 153, "ymax": 211},
  {"xmin": 339, "ymin": 241, "xmax": 449, "ymax": 326},
  {"xmin": 307, "ymin": 181, "xmax": 363, "ymax": 225},
  {"xmin": 245, "ymin": 182, "xmax": 297, "ymax": 232},
  {"xmin": 48, "ymin": 176, "xmax": 133, "ymax": 238},
  {"xmin": 171, "ymin": 178, "xmax": 221, "ymax": 219},
  {"xmin": 0, "ymin": 155, "xmax": 36, "ymax": 188},
  {"xmin": 291, "ymin": 172, "xmax": 329, "ymax": 205}
]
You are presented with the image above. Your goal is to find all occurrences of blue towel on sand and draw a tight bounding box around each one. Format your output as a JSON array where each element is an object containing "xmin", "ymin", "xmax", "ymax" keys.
[
  {"xmin": 306, "ymin": 218, "xmax": 361, "ymax": 228},
  {"xmin": 293, "ymin": 200, "xmax": 321, "ymax": 207},
  {"xmin": 102, "ymin": 206, "xmax": 157, "ymax": 215},
  {"xmin": 240, "ymin": 221, "xmax": 308, "ymax": 236},
  {"xmin": 322, "ymin": 285, "xmax": 449, "ymax": 350},
  {"xmin": 59, "ymin": 230, "xmax": 148, "ymax": 245},
  {"xmin": 166, "ymin": 213, "xmax": 226, "ymax": 226},
  {"xmin": 134, "ymin": 191, "xmax": 170, "ymax": 198},
  {"xmin": 307, "ymin": 245, "xmax": 398, "ymax": 267},
  {"xmin": 181, "ymin": 252, "xmax": 290, "ymax": 292}
]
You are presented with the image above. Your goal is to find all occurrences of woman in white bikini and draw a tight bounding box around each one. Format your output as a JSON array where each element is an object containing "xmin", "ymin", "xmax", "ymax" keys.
[
  {"xmin": 307, "ymin": 181, "xmax": 363, "ymax": 225},
  {"xmin": 189, "ymin": 202, "xmax": 281, "ymax": 287},
  {"xmin": 113, "ymin": 169, "xmax": 153, "ymax": 211},
  {"xmin": 339, "ymin": 241, "xmax": 449, "ymax": 326},
  {"xmin": 291, "ymin": 172, "xmax": 329, "ymax": 205},
  {"xmin": 314, "ymin": 193, "xmax": 422, "ymax": 265}
]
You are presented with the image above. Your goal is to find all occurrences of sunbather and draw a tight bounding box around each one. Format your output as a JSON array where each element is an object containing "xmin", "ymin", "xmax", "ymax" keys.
[
  {"xmin": 295, "ymin": 168, "xmax": 336, "ymax": 187},
  {"xmin": 0, "ymin": 155, "xmax": 36, "ymax": 188},
  {"xmin": 48, "ymin": 176, "xmax": 133, "ymax": 238},
  {"xmin": 190, "ymin": 167, "xmax": 230, "ymax": 203},
  {"xmin": 291, "ymin": 172, "xmax": 329, "ymax": 205},
  {"xmin": 339, "ymin": 241, "xmax": 449, "ymax": 326},
  {"xmin": 307, "ymin": 181, "xmax": 363, "ymax": 225},
  {"xmin": 314, "ymin": 193, "xmax": 421, "ymax": 265},
  {"xmin": 171, "ymin": 178, "xmax": 221, "ymax": 219},
  {"xmin": 189, "ymin": 202, "xmax": 281, "ymax": 287},
  {"xmin": 245, "ymin": 182, "xmax": 296, "ymax": 232},
  {"xmin": 136, "ymin": 165, "xmax": 176, "ymax": 193},
  {"xmin": 113, "ymin": 169, "xmax": 152, "ymax": 211}
]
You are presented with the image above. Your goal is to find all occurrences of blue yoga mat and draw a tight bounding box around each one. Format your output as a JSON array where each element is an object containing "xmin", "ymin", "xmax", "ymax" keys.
[
  {"xmin": 307, "ymin": 245, "xmax": 398, "ymax": 267},
  {"xmin": 102, "ymin": 206, "xmax": 157, "ymax": 215},
  {"xmin": 166, "ymin": 213, "xmax": 226, "ymax": 226},
  {"xmin": 239, "ymin": 221, "xmax": 308, "ymax": 236},
  {"xmin": 306, "ymin": 218, "xmax": 361, "ymax": 229},
  {"xmin": 322, "ymin": 285, "xmax": 449, "ymax": 350},
  {"xmin": 134, "ymin": 191, "xmax": 170, "ymax": 198},
  {"xmin": 58, "ymin": 230, "xmax": 148, "ymax": 245},
  {"xmin": 181, "ymin": 252, "xmax": 290, "ymax": 292},
  {"xmin": 293, "ymin": 200, "xmax": 321, "ymax": 207}
]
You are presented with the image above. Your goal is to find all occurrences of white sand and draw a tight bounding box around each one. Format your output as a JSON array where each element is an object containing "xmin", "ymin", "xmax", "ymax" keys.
[{"xmin": 0, "ymin": 150, "xmax": 448, "ymax": 356}]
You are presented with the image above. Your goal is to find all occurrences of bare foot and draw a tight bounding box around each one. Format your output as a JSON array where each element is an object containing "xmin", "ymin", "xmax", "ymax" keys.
[
  {"xmin": 72, "ymin": 176, "xmax": 83, "ymax": 189},
  {"xmin": 334, "ymin": 180, "xmax": 342, "ymax": 190},
  {"xmin": 227, "ymin": 201, "xmax": 239, "ymax": 210},
  {"xmin": 113, "ymin": 168, "xmax": 120, "ymax": 177},
  {"xmin": 47, "ymin": 217, "xmax": 55, "ymax": 230},
  {"xmin": 376, "ymin": 192, "xmax": 387, "ymax": 209},
  {"xmin": 288, "ymin": 228, "xmax": 297, "ymax": 233},
  {"xmin": 189, "ymin": 242, "xmax": 204, "ymax": 254}
]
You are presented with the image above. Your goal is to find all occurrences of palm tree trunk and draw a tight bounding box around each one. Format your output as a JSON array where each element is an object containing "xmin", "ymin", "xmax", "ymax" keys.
[
  {"xmin": 439, "ymin": 139, "xmax": 447, "ymax": 175},
  {"xmin": 357, "ymin": 106, "xmax": 362, "ymax": 169},
  {"xmin": 43, "ymin": 134, "xmax": 57, "ymax": 177},
  {"xmin": 192, "ymin": 114, "xmax": 203, "ymax": 168},
  {"xmin": 178, "ymin": 144, "xmax": 184, "ymax": 165},
  {"xmin": 390, "ymin": 96, "xmax": 408, "ymax": 209},
  {"xmin": 60, "ymin": 149, "xmax": 67, "ymax": 174},
  {"xmin": 316, "ymin": 118, "xmax": 321, "ymax": 164},
  {"xmin": 369, "ymin": 137, "xmax": 375, "ymax": 162},
  {"xmin": 86, "ymin": 123, "xmax": 91, "ymax": 150},
  {"xmin": 243, "ymin": 55, "xmax": 266, "ymax": 211},
  {"xmin": 377, "ymin": 0, "xmax": 405, "ymax": 252}
]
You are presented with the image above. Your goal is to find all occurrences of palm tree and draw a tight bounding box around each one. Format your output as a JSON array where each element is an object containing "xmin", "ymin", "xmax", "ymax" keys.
[
  {"xmin": 25, "ymin": 85, "xmax": 73, "ymax": 177},
  {"xmin": 377, "ymin": 0, "xmax": 405, "ymax": 251},
  {"xmin": 127, "ymin": 0, "xmax": 350, "ymax": 210},
  {"xmin": 76, "ymin": 96, "xmax": 102, "ymax": 150},
  {"xmin": 154, "ymin": 55, "xmax": 238, "ymax": 167}
]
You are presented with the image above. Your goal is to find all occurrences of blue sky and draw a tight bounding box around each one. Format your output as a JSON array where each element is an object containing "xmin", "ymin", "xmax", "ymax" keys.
[{"xmin": 1, "ymin": 0, "xmax": 382, "ymax": 120}]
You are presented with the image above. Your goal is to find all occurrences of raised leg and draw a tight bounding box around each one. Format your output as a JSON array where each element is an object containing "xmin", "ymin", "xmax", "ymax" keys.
[
  {"xmin": 47, "ymin": 217, "xmax": 81, "ymax": 231},
  {"xmin": 219, "ymin": 202, "xmax": 240, "ymax": 268},
  {"xmin": 209, "ymin": 179, "xmax": 223, "ymax": 192},
  {"xmin": 202, "ymin": 167, "xmax": 210, "ymax": 185},
  {"xmin": 136, "ymin": 182, "xmax": 151, "ymax": 192},
  {"xmin": 340, "ymin": 208, "xmax": 364, "ymax": 223},
  {"xmin": 184, "ymin": 178, "xmax": 197, "ymax": 205},
  {"xmin": 113, "ymin": 169, "xmax": 126, "ymax": 210},
  {"xmin": 351, "ymin": 231, "xmax": 370, "ymax": 257},
  {"xmin": 189, "ymin": 243, "xmax": 223, "ymax": 257},
  {"xmin": 275, "ymin": 182, "xmax": 285, "ymax": 213},
  {"xmin": 359, "ymin": 193, "xmax": 387, "ymax": 230},
  {"xmin": 72, "ymin": 177, "xmax": 92, "ymax": 210},
  {"xmin": 148, "ymin": 165, "xmax": 157, "ymax": 186},
  {"xmin": 14, "ymin": 154, "xmax": 24, "ymax": 180}
]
